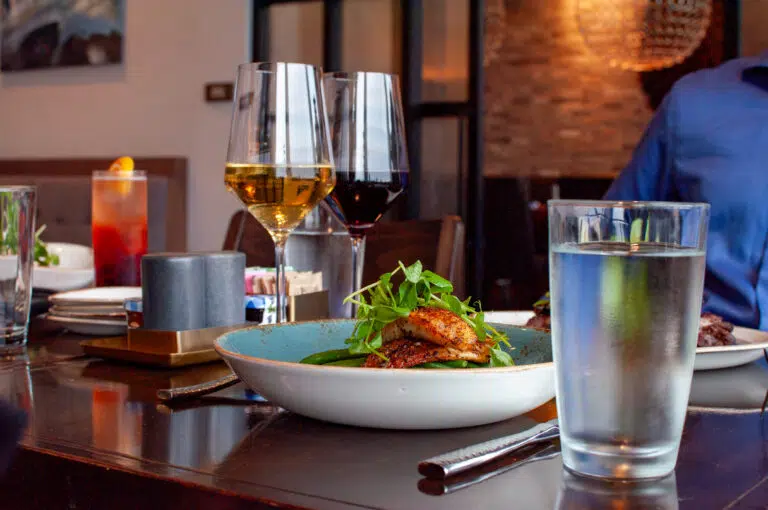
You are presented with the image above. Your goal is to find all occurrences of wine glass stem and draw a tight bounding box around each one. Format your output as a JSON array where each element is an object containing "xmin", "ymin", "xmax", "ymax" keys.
[
  {"xmin": 350, "ymin": 235, "xmax": 366, "ymax": 317},
  {"xmin": 274, "ymin": 240, "xmax": 288, "ymax": 323}
]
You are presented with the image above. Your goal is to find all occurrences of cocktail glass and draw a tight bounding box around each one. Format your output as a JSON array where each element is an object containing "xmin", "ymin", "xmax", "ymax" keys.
[{"xmin": 92, "ymin": 170, "xmax": 148, "ymax": 287}]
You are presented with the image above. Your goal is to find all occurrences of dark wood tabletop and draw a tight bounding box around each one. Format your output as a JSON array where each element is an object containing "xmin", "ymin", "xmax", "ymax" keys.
[{"xmin": 0, "ymin": 322, "xmax": 767, "ymax": 509}]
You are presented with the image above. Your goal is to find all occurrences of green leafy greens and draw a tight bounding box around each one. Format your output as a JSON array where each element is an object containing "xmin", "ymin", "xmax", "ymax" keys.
[
  {"xmin": 33, "ymin": 225, "xmax": 59, "ymax": 267},
  {"xmin": 342, "ymin": 261, "xmax": 514, "ymax": 367},
  {"xmin": 0, "ymin": 195, "xmax": 58, "ymax": 267}
]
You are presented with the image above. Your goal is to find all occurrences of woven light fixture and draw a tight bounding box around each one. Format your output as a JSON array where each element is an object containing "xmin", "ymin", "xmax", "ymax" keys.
[
  {"xmin": 484, "ymin": 0, "xmax": 507, "ymax": 67},
  {"xmin": 577, "ymin": 0, "xmax": 713, "ymax": 72}
]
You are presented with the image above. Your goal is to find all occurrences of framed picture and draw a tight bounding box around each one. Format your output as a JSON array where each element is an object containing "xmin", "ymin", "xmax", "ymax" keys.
[{"xmin": 1, "ymin": 0, "xmax": 124, "ymax": 72}]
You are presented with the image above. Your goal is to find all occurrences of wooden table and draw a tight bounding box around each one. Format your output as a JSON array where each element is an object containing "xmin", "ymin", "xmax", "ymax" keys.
[{"xmin": 0, "ymin": 325, "xmax": 767, "ymax": 509}]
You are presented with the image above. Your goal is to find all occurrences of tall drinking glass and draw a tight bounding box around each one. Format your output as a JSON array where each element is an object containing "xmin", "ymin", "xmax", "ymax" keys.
[
  {"xmin": 323, "ymin": 72, "xmax": 409, "ymax": 310},
  {"xmin": 0, "ymin": 186, "xmax": 36, "ymax": 355},
  {"xmin": 92, "ymin": 170, "xmax": 148, "ymax": 286},
  {"xmin": 556, "ymin": 470, "xmax": 679, "ymax": 509},
  {"xmin": 286, "ymin": 203, "xmax": 353, "ymax": 319},
  {"xmin": 548, "ymin": 200, "xmax": 709, "ymax": 480},
  {"xmin": 225, "ymin": 62, "xmax": 335, "ymax": 323}
]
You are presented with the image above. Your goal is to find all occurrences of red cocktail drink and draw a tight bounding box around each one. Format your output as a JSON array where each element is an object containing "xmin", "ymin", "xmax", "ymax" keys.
[{"xmin": 92, "ymin": 170, "xmax": 148, "ymax": 286}]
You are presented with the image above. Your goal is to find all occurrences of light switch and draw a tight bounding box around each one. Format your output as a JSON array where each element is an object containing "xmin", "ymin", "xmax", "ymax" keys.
[{"xmin": 205, "ymin": 82, "xmax": 234, "ymax": 102}]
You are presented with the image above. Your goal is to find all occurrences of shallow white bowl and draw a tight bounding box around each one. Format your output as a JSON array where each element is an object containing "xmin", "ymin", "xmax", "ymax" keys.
[
  {"xmin": 34, "ymin": 242, "xmax": 94, "ymax": 292},
  {"xmin": 215, "ymin": 320, "xmax": 555, "ymax": 430},
  {"xmin": 0, "ymin": 243, "xmax": 95, "ymax": 291},
  {"xmin": 46, "ymin": 242, "xmax": 93, "ymax": 268}
]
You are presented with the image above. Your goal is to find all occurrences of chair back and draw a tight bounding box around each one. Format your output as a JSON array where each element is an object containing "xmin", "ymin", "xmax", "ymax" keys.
[
  {"xmin": 222, "ymin": 210, "xmax": 275, "ymax": 267},
  {"xmin": 362, "ymin": 216, "xmax": 465, "ymax": 297}
]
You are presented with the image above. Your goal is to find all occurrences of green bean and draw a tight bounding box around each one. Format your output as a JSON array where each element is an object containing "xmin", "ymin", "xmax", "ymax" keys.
[
  {"xmin": 300, "ymin": 349, "xmax": 358, "ymax": 365},
  {"xmin": 447, "ymin": 360, "xmax": 470, "ymax": 368},
  {"xmin": 414, "ymin": 362, "xmax": 451, "ymax": 369},
  {"xmin": 415, "ymin": 360, "xmax": 469, "ymax": 369},
  {"xmin": 325, "ymin": 357, "xmax": 366, "ymax": 367}
]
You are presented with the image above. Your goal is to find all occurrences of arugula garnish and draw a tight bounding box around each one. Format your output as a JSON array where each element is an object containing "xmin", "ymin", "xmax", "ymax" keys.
[
  {"xmin": 532, "ymin": 292, "xmax": 550, "ymax": 316},
  {"xmin": 0, "ymin": 194, "xmax": 59, "ymax": 267},
  {"xmin": 33, "ymin": 225, "xmax": 59, "ymax": 267},
  {"xmin": 342, "ymin": 261, "xmax": 514, "ymax": 366}
]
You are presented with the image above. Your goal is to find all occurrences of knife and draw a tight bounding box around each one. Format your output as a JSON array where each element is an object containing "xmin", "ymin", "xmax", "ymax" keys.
[
  {"xmin": 418, "ymin": 441, "xmax": 561, "ymax": 496},
  {"xmin": 418, "ymin": 418, "xmax": 560, "ymax": 479},
  {"xmin": 156, "ymin": 374, "xmax": 241, "ymax": 402}
]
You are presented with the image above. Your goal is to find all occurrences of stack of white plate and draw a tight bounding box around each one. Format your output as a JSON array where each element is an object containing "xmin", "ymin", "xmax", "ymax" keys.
[{"xmin": 46, "ymin": 287, "xmax": 142, "ymax": 335}]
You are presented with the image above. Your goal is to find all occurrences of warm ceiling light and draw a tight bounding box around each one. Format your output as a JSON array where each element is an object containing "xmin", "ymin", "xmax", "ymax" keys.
[{"xmin": 577, "ymin": 0, "xmax": 713, "ymax": 72}]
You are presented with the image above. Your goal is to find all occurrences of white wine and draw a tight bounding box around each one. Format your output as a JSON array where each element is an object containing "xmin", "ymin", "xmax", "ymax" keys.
[{"xmin": 224, "ymin": 163, "xmax": 335, "ymax": 242}]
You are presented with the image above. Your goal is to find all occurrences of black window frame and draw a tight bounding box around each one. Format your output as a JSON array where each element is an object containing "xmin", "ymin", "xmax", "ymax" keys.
[{"xmin": 252, "ymin": 0, "xmax": 485, "ymax": 299}]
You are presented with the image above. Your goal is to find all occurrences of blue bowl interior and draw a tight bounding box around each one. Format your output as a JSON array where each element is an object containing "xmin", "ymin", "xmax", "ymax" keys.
[{"xmin": 218, "ymin": 321, "xmax": 552, "ymax": 366}]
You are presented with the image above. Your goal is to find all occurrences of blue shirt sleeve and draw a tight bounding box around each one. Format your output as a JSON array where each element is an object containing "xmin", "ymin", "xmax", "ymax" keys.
[{"xmin": 603, "ymin": 94, "xmax": 675, "ymax": 201}]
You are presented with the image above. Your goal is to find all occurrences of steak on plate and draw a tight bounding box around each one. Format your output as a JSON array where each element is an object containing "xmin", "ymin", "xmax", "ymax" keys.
[
  {"xmin": 524, "ymin": 300, "xmax": 736, "ymax": 349},
  {"xmin": 698, "ymin": 313, "xmax": 736, "ymax": 347}
]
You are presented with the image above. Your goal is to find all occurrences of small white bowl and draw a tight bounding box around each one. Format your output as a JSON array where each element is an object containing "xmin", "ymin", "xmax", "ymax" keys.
[{"xmin": 34, "ymin": 242, "xmax": 95, "ymax": 292}]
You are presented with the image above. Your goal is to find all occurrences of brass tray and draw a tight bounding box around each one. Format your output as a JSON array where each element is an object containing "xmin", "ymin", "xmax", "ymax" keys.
[
  {"xmin": 127, "ymin": 324, "xmax": 247, "ymax": 354},
  {"xmin": 81, "ymin": 337, "xmax": 220, "ymax": 368}
]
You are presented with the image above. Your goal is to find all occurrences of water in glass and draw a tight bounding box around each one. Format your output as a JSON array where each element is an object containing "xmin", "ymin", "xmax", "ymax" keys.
[{"xmin": 551, "ymin": 240, "xmax": 705, "ymax": 479}]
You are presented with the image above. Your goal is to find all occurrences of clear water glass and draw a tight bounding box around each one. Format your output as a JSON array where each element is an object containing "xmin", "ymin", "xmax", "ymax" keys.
[
  {"xmin": 0, "ymin": 186, "xmax": 37, "ymax": 356},
  {"xmin": 556, "ymin": 470, "xmax": 679, "ymax": 509},
  {"xmin": 548, "ymin": 200, "xmax": 709, "ymax": 480},
  {"xmin": 286, "ymin": 203, "xmax": 353, "ymax": 319}
]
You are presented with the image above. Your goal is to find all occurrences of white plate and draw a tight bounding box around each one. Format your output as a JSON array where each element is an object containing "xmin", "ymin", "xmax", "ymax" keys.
[
  {"xmin": 49, "ymin": 287, "xmax": 141, "ymax": 307},
  {"xmin": 215, "ymin": 320, "xmax": 555, "ymax": 430},
  {"xmin": 50, "ymin": 304, "xmax": 126, "ymax": 315},
  {"xmin": 689, "ymin": 361, "xmax": 768, "ymax": 413},
  {"xmin": 44, "ymin": 314, "xmax": 126, "ymax": 336},
  {"xmin": 48, "ymin": 308, "xmax": 125, "ymax": 319},
  {"xmin": 486, "ymin": 311, "xmax": 768, "ymax": 372},
  {"xmin": 485, "ymin": 311, "xmax": 535, "ymax": 326},
  {"xmin": 694, "ymin": 326, "xmax": 768, "ymax": 371},
  {"xmin": 33, "ymin": 243, "xmax": 95, "ymax": 292}
]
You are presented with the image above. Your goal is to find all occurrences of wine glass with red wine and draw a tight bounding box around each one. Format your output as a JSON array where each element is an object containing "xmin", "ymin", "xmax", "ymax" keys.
[{"xmin": 323, "ymin": 72, "xmax": 409, "ymax": 311}]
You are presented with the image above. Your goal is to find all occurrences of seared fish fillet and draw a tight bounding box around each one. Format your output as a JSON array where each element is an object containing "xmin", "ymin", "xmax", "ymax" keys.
[
  {"xmin": 381, "ymin": 307, "xmax": 484, "ymax": 352},
  {"xmin": 363, "ymin": 338, "xmax": 490, "ymax": 368}
]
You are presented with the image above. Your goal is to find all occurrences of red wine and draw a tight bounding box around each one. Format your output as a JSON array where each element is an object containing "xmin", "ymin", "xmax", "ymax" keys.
[{"xmin": 325, "ymin": 171, "xmax": 408, "ymax": 237}]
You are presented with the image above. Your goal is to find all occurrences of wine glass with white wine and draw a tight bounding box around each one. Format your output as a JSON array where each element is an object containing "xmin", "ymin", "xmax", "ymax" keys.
[{"xmin": 225, "ymin": 62, "xmax": 335, "ymax": 323}]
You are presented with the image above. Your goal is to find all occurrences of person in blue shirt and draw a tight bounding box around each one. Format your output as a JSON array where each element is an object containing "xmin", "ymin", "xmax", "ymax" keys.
[{"xmin": 604, "ymin": 50, "xmax": 768, "ymax": 330}]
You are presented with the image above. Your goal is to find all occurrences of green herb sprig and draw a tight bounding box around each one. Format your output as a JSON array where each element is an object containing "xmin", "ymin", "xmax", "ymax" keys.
[
  {"xmin": 33, "ymin": 225, "xmax": 59, "ymax": 267},
  {"xmin": 532, "ymin": 292, "xmax": 550, "ymax": 315},
  {"xmin": 0, "ymin": 195, "xmax": 59, "ymax": 267},
  {"xmin": 342, "ymin": 261, "xmax": 514, "ymax": 367}
]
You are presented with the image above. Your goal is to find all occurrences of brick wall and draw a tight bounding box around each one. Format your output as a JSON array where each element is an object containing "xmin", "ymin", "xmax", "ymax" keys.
[{"xmin": 484, "ymin": 0, "xmax": 653, "ymax": 178}]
